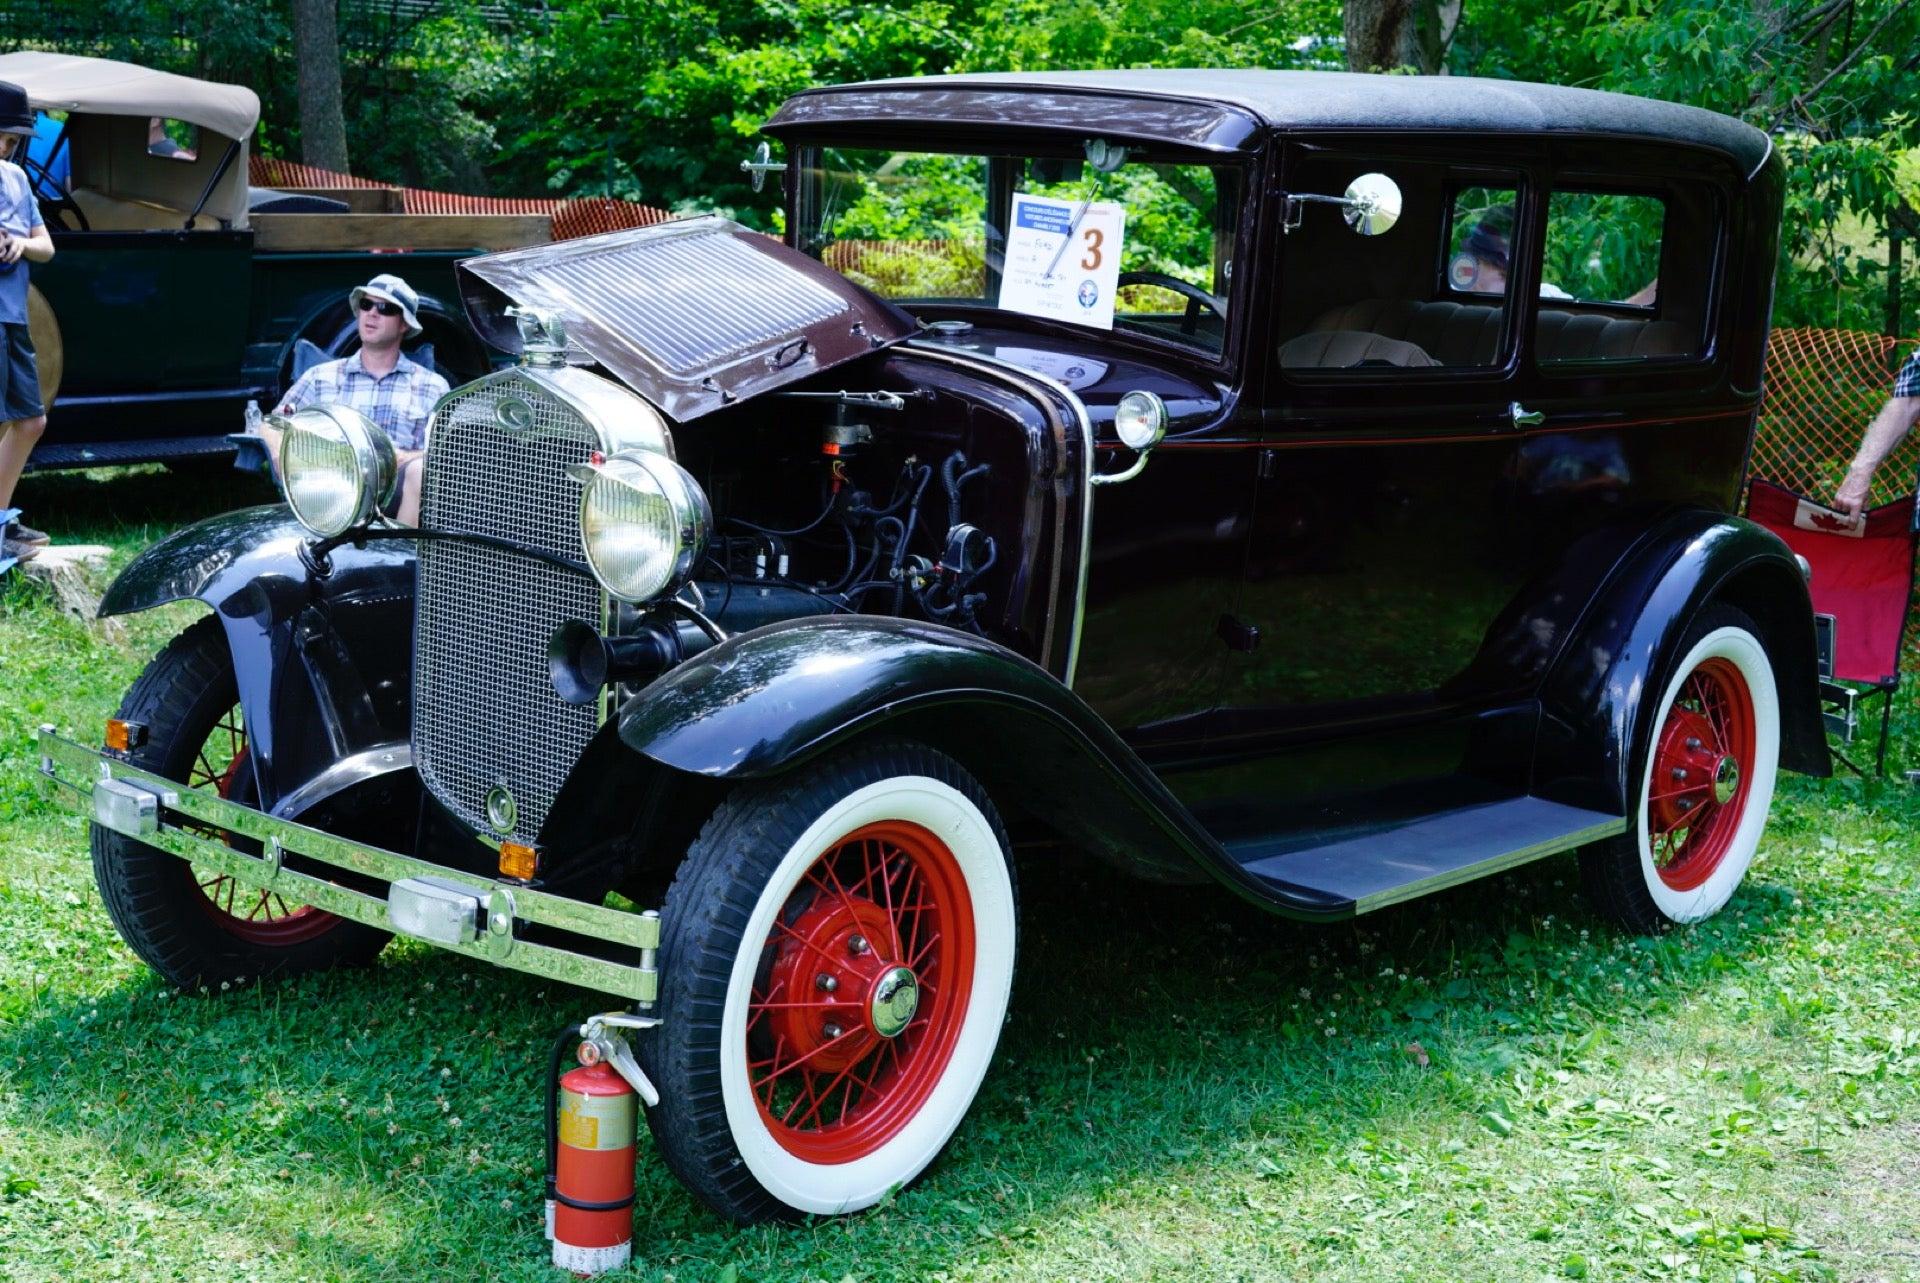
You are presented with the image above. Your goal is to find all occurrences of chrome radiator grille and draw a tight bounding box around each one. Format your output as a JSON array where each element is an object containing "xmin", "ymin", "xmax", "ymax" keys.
[{"xmin": 413, "ymin": 374, "xmax": 604, "ymax": 841}]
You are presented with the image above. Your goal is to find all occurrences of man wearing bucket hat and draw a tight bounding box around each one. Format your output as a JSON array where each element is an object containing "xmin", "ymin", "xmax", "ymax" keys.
[
  {"xmin": 264, "ymin": 273, "xmax": 449, "ymax": 525},
  {"xmin": 0, "ymin": 79, "xmax": 56, "ymax": 565}
]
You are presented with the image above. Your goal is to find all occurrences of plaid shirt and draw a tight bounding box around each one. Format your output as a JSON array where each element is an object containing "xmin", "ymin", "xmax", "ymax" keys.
[
  {"xmin": 1896, "ymin": 348, "xmax": 1920, "ymax": 399},
  {"xmin": 276, "ymin": 352, "xmax": 450, "ymax": 451}
]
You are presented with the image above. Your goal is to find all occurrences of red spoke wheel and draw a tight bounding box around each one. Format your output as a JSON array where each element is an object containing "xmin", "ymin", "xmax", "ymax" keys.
[
  {"xmin": 1580, "ymin": 604, "xmax": 1780, "ymax": 932},
  {"xmin": 180, "ymin": 705, "xmax": 338, "ymax": 946},
  {"xmin": 1644, "ymin": 659, "xmax": 1756, "ymax": 892},
  {"xmin": 747, "ymin": 820, "xmax": 976, "ymax": 1163},
  {"xmin": 90, "ymin": 616, "xmax": 388, "ymax": 989},
  {"xmin": 642, "ymin": 740, "xmax": 1017, "ymax": 1224}
]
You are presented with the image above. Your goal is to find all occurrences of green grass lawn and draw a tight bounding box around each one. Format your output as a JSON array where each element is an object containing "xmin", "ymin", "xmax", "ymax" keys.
[{"xmin": 2, "ymin": 468, "xmax": 1918, "ymax": 1282}]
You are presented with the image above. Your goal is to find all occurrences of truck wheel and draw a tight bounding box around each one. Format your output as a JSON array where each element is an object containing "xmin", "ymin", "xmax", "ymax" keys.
[
  {"xmin": 90, "ymin": 615, "xmax": 389, "ymax": 989},
  {"xmin": 642, "ymin": 739, "xmax": 1018, "ymax": 1223},
  {"xmin": 1580, "ymin": 603, "xmax": 1780, "ymax": 932},
  {"xmin": 26, "ymin": 285, "xmax": 61, "ymax": 406}
]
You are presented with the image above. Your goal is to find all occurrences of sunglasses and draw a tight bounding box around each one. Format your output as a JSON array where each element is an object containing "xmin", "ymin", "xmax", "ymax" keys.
[{"xmin": 358, "ymin": 298, "xmax": 403, "ymax": 317}]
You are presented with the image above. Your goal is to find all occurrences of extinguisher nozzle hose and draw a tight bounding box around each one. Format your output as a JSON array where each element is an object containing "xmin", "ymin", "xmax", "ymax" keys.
[{"xmin": 544, "ymin": 1021, "xmax": 589, "ymax": 1202}]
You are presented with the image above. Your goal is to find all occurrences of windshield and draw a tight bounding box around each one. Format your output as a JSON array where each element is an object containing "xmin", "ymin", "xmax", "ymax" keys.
[{"xmin": 797, "ymin": 145, "xmax": 1242, "ymax": 356}]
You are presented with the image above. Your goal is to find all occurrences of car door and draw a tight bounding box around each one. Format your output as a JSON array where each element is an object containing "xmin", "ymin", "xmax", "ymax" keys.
[{"xmin": 1202, "ymin": 141, "xmax": 1543, "ymax": 836}]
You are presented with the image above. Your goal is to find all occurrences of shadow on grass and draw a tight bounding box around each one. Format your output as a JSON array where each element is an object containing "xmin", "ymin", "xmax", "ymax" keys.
[
  {"xmin": 0, "ymin": 467, "xmax": 1891, "ymax": 1277},
  {"xmin": 0, "ymin": 840, "xmax": 1809, "ymax": 1280},
  {"xmin": 12, "ymin": 463, "xmax": 276, "ymax": 551}
]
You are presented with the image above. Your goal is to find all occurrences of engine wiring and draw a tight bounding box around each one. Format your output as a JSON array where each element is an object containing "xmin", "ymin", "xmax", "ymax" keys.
[{"xmin": 701, "ymin": 451, "xmax": 998, "ymax": 634}]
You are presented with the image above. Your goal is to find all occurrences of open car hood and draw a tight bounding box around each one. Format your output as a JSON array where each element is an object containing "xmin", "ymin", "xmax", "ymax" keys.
[{"xmin": 457, "ymin": 216, "xmax": 918, "ymax": 421}]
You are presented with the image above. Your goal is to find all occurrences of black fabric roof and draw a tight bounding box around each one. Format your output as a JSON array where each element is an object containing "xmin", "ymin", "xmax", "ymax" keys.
[{"xmin": 779, "ymin": 70, "xmax": 1772, "ymax": 175}]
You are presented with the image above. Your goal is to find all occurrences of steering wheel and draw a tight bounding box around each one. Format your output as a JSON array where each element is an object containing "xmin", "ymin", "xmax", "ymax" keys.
[
  {"xmin": 1117, "ymin": 270, "xmax": 1223, "ymax": 335},
  {"xmin": 16, "ymin": 152, "xmax": 88, "ymax": 232}
]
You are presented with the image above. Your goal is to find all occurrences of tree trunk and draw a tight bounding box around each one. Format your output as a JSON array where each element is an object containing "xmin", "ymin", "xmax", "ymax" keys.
[
  {"xmin": 1888, "ymin": 229, "xmax": 1903, "ymax": 338},
  {"xmin": 1344, "ymin": 0, "xmax": 1461, "ymax": 74},
  {"xmin": 291, "ymin": 0, "xmax": 349, "ymax": 173}
]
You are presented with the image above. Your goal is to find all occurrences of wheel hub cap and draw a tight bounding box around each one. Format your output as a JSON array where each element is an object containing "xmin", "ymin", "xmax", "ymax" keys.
[
  {"xmin": 1712, "ymin": 755, "xmax": 1739, "ymax": 805},
  {"xmin": 869, "ymin": 966, "xmax": 919, "ymax": 1039},
  {"xmin": 1644, "ymin": 656, "xmax": 1757, "ymax": 892}
]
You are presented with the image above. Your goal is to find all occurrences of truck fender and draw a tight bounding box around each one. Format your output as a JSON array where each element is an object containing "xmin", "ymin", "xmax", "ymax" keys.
[
  {"xmin": 99, "ymin": 504, "xmax": 419, "ymax": 815},
  {"xmin": 1533, "ymin": 508, "xmax": 1829, "ymax": 814},
  {"xmin": 612, "ymin": 616, "xmax": 1253, "ymax": 892}
]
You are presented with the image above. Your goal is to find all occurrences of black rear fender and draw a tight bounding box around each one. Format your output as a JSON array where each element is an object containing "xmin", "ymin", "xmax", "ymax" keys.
[
  {"xmin": 100, "ymin": 504, "xmax": 419, "ymax": 816},
  {"xmin": 1533, "ymin": 509, "xmax": 1829, "ymax": 814}
]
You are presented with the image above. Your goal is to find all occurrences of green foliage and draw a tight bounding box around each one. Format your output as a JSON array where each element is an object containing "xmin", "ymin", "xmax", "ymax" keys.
[
  {"xmin": 1454, "ymin": 0, "xmax": 1920, "ymax": 331},
  {"xmin": 14, "ymin": 1, "xmax": 1920, "ymax": 331},
  {"xmin": 1543, "ymin": 192, "xmax": 1665, "ymax": 305}
]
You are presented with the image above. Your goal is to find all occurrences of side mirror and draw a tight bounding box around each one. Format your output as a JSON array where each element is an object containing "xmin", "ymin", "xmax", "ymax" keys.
[
  {"xmin": 1342, "ymin": 172, "xmax": 1401, "ymax": 236},
  {"xmin": 1280, "ymin": 172, "xmax": 1403, "ymax": 237},
  {"xmin": 739, "ymin": 140, "xmax": 787, "ymax": 194}
]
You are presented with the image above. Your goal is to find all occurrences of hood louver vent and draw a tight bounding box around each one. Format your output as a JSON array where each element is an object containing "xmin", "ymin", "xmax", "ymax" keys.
[{"xmin": 458, "ymin": 216, "xmax": 917, "ymax": 420}]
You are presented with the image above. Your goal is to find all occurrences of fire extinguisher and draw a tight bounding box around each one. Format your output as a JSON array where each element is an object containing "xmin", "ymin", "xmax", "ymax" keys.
[{"xmin": 545, "ymin": 1027, "xmax": 636, "ymax": 1276}]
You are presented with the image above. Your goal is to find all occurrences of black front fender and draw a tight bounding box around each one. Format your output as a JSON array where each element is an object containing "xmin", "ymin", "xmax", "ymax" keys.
[
  {"xmin": 616, "ymin": 617, "xmax": 1246, "ymax": 890},
  {"xmin": 101, "ymin": 505, "xmax": 418, "ymax": 813},
  {"xmin": 1534, "ymin": 508, "xmax": 1829, "ymax": 814}
]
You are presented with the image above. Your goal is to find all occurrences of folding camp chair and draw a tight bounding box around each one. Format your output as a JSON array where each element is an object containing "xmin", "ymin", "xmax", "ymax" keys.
[{"xmin": 1747, "ymin": 478, "xmax": 1916, "ymax": 775}]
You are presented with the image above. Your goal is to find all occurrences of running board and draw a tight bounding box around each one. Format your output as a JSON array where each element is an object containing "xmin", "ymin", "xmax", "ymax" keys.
[{"xmin": 1229, "ymin": 797, "xmax": 1626, "ymax": 918}]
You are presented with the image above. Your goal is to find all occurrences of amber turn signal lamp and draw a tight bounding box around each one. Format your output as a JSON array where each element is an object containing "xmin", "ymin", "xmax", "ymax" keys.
[
  {"xmin": 105, "ymin": 719, "xmax": 147, "ymax": 752},
  {"xmin": 498, "ymin": 840, "xmax": 540, "ymax": 882}
]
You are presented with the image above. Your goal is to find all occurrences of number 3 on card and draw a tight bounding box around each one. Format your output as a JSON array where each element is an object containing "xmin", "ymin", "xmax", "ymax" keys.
[{"xmin": 1081, "ymin": 228, "xmax": 1104, "ymax": 271}]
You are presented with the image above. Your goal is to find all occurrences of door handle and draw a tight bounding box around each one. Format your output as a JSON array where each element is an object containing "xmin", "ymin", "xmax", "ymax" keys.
[
  {"xmin": 1216, "ymin": 613, "xmax": 1261, "ymax": 653},
  {"xmin": 1508, "ymin": 401, "xmax": 1544, "ymax": 428}
]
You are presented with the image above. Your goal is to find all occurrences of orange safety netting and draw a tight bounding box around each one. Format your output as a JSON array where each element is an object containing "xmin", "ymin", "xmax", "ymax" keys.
[
  {"xmin": 1756, "ymin": 327, "xmax": 1920, "ymax": 508},
  {"xmin": 1755, "ymin": 326, "xmax": 1920, "ymax": 670},
  {"xmin": 246, "ymin": 157, "xmax": 671, "ymax": 242}
]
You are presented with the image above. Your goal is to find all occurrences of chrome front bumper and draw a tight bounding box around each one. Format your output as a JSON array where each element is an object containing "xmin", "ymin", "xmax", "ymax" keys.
[{"xmin": 36, "ymin": 726, "xmax": 660, "ymax": 1002}]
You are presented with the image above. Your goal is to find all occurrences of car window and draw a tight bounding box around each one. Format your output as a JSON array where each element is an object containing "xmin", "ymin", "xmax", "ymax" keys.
[
  {"xmin": 1543, "ymin": 192, "xmax": 1662, "ymax": 306},
  {"xmin": 1537, "ymin": 188, "xmax": 1706, "ymax": 366},
  {"xmin": 800, "ymin": 147, "xmax": 1241, "ymax": 356},
  {"xmin": 145, "ymin": 117, "xmax": 199, "ymax": 163},
  {"xmin": 1444, "ymin": 186, "xmax": 1520, "ymax": 296},
  {"xmin": 1276, "ymin": 158, "xmax": 1521, "ymax": 374}
]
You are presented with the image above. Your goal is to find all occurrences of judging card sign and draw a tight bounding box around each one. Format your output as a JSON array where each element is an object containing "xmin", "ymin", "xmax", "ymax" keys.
[{"xmin": 996, "ymin": 192, "xmax": 1126, "ymax": 330}]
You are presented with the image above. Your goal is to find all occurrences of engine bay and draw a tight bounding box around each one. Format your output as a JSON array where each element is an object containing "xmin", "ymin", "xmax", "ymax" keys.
[{"xmin": 559, "ymin": 371, "xmax": 1053, "ymax": 708}]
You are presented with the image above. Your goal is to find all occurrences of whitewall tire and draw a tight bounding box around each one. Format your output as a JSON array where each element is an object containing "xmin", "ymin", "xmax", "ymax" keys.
[
  {"xmin": 641, "ymin": 739, "xmax": 1017, "ymax": 1223},
  {"xmin": 1582, "ymin": 604, "xmax": 1780, "ymax": 931}
]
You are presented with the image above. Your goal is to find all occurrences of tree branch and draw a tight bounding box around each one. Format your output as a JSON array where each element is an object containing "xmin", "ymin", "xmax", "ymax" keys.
[{"xmin": 1768, "ymin": 0, "xmax": 1914, "ymax": 130}]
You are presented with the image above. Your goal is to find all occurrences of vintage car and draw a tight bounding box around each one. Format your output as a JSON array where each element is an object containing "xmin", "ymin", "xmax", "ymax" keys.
[
  {"xmin": 0, "ymin": 51, "xmax": 550, "ymax": 467},
  {"xmin": 38, "ymin": 70, "xmax": 1827, "ymax": 1228}
]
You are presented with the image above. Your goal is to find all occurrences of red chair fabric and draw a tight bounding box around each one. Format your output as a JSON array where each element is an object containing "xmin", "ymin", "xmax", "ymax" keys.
[{"xmin": 1747, "ymin": 478, "xmax": 1914, "ymax": 686}]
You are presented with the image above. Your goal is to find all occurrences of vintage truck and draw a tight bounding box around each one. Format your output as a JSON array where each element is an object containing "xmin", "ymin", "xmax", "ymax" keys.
[
  {"xmin": 38, "ymin": 69, "xmax": 1825, "ymax": 1233},
  {"xmin": 1, "ymin": 50, "xmax": 555, "ymax": 468}
]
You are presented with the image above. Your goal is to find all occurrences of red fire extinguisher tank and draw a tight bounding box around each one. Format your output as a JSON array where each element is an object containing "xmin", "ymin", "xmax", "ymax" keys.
[{"xmin": 550, "ymin": 1060, "xmax": 636, "ymax": 1275}]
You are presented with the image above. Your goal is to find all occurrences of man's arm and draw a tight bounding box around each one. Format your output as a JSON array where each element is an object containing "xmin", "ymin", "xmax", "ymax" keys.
[
  {"xmin": 274, "ymin": 367, "xmax": 321, "ymax": 417},
  {"xmin": 1835, "ymin": 394, "xmax": 1920, "ymax": 517},
  {"xmin": 0, "ymin": 221, "xmax": 52, "ymax": 265}
]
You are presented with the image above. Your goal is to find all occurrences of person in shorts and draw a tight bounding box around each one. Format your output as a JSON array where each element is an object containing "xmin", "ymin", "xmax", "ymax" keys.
[{"xmin": 0, "ymin": 79, "xmax": 54, "ymax": 564}]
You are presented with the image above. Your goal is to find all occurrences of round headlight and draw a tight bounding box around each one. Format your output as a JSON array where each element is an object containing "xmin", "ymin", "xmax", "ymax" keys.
[
  {"xmin": 580, "ymin": 451, "xmax": 711, "ymax": 603},
  {"xmin": 279, "ymin": 404, "xmax": 397, "ymax": 537},
  {"xmin": 1114, "ymin": 390, "xmax": 1168, "ymax": 451}
]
